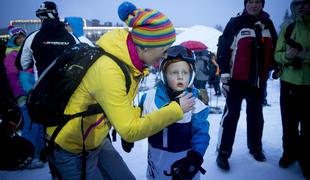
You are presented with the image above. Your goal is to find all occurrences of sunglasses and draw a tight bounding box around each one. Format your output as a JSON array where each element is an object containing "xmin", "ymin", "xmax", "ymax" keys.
[
  {"xmin": 166, "ymin": 45, "xmax": 195, "ymax": 63},
  {"xmin": 293, "ymin": 1, "xmax": 310, "ymax": 6}
]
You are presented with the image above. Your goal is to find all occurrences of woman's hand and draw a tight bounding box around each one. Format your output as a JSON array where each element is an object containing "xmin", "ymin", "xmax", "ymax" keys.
[{"xmin": 177, "ymin": 92, "xmax": 195, "ymax": 113}]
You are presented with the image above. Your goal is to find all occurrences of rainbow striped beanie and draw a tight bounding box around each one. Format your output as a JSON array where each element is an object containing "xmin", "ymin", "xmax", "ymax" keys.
[{"xmin": 118, "ymin": 2, "xmax": 176, "ymax": 47}]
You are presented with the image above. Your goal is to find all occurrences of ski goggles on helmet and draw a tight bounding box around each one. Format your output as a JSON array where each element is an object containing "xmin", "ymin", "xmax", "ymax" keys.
[
  {"xmin": 160, "ymin": 45, "xmax": 196, "ymax": 87},
  {"xmin": 166, "ymin": 45, "xmax": 195, "ymax": 63}
]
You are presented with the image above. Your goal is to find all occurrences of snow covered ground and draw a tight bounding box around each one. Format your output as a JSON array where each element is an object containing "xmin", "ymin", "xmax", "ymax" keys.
[
  {"xmin": 0, "ymin": 75, "xmax": 307, "ymax": 180},
  {"xmin": 118, "ymin": 76, "xmax": 306, "ymax": 180}
]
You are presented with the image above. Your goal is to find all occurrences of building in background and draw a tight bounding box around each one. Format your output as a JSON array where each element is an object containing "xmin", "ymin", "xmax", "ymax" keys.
[{"xmin": 1, "ymin": 18, "xmax": 186, "ymax": 43}]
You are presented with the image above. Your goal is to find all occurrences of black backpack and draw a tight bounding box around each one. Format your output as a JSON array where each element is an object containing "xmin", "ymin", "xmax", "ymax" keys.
[
  {"xmin": 216, "ymin": 35, "xmax": 228, "ymax": 71},
  {"xmin": 27, "ymin": 43, "xmax": 132, "ymax": 180},
  {"xmin": 27, "ymin": 43, "xmax": 131, "ymax": 127}
]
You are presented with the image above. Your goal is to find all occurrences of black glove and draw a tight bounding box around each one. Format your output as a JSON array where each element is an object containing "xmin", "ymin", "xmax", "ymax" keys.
[
  {"xmin": 110, "ymin": 128, "xmax": 134, "ymax": 153},
  {"xmin": 164, "ymin": 151, "xmax": 205, "ymax": 180},
  {"xmin": 272, "ymin": 68, "xmax": 283, "ymax": 79},
  {"xmin": 121, "ymin": 138, "xmax": 134, "ymax": 153}
]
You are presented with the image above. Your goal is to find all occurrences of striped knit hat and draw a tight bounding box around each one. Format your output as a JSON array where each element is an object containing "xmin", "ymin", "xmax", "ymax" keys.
[{"xmin": 118, "ymin": 2, "xmax": 176, "ymax": 47}]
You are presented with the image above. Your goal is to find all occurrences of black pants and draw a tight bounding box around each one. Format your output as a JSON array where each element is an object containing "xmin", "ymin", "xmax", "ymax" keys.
[
  {"xmin": 209, "ymin": 75, "xmax": 221, "ymax": 94},
  {"xmin": 0, "ymin": 135, "xmax": 34, "ymax": 170},
  {"xmin": 280, "ymin": 81, "xmax": 310, "ymax": 169},
  {"xmin": 218, "ymin": 81, "xmax": 265, "ymax": 158}
]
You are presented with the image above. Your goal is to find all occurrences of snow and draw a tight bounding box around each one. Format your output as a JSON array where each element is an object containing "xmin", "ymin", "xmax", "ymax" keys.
[
  {"xmin": 117, "ymin": 76, "xmax": 306, "ymax": 180},
  {"xmin": 0, "ymin": 76, "xmax": 306, "ymax": 180},
  {"xmin": 0, "ymin": 26, "xmax": 306, "ymax": 179},
  {"xmin": 173, "ymin": 25, "xmax": 223, "ymax": 53}
]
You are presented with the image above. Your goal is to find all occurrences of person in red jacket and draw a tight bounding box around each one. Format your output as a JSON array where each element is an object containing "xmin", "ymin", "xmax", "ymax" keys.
[{"xmin": 216, "ymin": 0, "xmax": 278, "ymax": 170}]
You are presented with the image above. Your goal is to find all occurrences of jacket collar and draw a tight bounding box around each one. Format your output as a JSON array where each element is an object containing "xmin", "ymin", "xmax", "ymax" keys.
[
  {"xmin": 127, "ymin": 34, "xmax": 144, "ymax": 72},
  {"xmin": 242, "ymin": 9, "xmax": 270, "ymax": 20},
  {"xmin": 40, "ymin": 19, "xmax": 68, "ymax": 37}
]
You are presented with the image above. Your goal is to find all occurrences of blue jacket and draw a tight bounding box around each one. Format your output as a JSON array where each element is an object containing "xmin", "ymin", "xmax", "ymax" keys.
[{"xmin": 140, "ymin": 82, "xmax": 210, "ymax": 156}]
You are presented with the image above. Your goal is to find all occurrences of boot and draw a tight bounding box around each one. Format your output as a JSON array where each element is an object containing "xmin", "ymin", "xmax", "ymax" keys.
[
  {"xmin": 299, "ymin": 159, "xmax": 310, "ymax": 179},
  {"xmin": 279, "ymin": 154, "xmax": 297, "ymax": 168},
  {"xmin": 250, "ymin": 150, "xmax": 266, "ymax": 162},
  {"xmin": 216, "ymin": 153, "xmax": 230, "ymax": 170}
]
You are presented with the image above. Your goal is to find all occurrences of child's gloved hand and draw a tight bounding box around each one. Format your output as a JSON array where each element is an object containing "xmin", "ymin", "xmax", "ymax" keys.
[{"xmin": 164, "ymin": 150, "xmax": 205, "ymax": 180}]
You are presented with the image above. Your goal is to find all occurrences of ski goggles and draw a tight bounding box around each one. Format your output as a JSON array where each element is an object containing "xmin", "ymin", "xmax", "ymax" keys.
[
  {"xmin": 9, "ymin": 28, "xmax": 26, "ymax": 38},
  {"xmin": 166, "ymin": 45, "xmax": 195, "ymax": 63}
]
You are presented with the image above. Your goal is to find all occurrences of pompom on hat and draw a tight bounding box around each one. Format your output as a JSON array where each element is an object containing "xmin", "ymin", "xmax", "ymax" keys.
[{"xmin": 118, "ymin": 1, "xmax": 176, "ymax": 48}]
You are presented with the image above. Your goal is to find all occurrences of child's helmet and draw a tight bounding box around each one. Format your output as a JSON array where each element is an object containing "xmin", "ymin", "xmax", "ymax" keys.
[{"xmin": 160, "ymin": 45, "xmax": 196, "ymax": 87}]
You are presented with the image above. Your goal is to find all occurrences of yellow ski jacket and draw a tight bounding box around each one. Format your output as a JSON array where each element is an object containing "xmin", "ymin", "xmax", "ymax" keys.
[{"xmin": 47, "ymin": 29, "xmax": 183, "ymax": 153}]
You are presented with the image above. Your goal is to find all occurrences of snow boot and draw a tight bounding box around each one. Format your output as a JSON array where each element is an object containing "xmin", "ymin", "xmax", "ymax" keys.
[
  {"xmin": 216, "ymin": 155, "xmax": 230, "ymax": 170},
  {"xmin": 279, "ymin": 154, "xmax": 297, "ymax": 168},
  {"xmin": 250, "ymin": 150, "xmax": 266, "ymax": 162}
]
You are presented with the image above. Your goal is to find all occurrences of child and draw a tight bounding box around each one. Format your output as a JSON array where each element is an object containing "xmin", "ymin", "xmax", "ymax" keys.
[
  {"xmin": 4, "ymin": 26, "xmax": 27, "ymax": 102},
  {"xmin": 140, "ymin": 45, "xmax": 210, "ymax": 180},
  {"xmin": 3, "ymin": 26, "xmax": 44, "ymax": 169}
]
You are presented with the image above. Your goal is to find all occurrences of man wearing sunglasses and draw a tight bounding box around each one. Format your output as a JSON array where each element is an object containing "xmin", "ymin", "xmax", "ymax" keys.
[
  {"xmin": 274, "ymin": 0, "xmax": 310, "ymax": 179},
  {"xmin": 216, "ymin": 0, "xmax": 278, "ymax": 171}
]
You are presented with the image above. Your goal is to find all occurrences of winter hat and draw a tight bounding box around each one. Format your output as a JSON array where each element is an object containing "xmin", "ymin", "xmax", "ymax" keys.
[
  {"xmin": 244, "ymin": 0, "xmax": 265, "ymax": 7},
  {"xmin": 36, "ymin": 1, "xmax": 59, "ymax": 20},
  {"xmin": 118, "ymin": 1, "xmax": 176, "ymax": 47},
  {"xmin": 64, "ymin": 17, "xmax": 84, "ymax": 37},
  {"xmin": 290, "ymin": 0, "xmax": 310, "ymax": 18},
  {"xmin": 292, "ymin": 0, "xmax": 310, "ymax": 5},
  {"xmin": 8, "ymin": 26, "xmax": 26, "ymax": 39},
  {"xmin": 7, "ymin": 26, "xmax": 26, "ymax": 47}
]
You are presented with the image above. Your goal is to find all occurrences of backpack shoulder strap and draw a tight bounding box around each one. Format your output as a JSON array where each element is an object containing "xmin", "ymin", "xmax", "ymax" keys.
[
  {"xmin": 64, "ymin": 50, "xmax": 132, "ymax": 120},
  {"xmin": 104, "ymin": 51, "xmax": 131, "ymax": 94},
  {"xmin": 284, "ymin": 22, "xmax": 296, "ymax": 41},
  {"xmin": 284, "ymin": 22, "xmax": 303, "ymax": 51},
  {"xmin": 64, "ymin": 51, "xmax": 132, "ymax": 120}
]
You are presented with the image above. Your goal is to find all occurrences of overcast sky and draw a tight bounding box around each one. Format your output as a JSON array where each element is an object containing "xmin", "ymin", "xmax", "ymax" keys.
[{"xmin": 1, "ymin": 0, "xmax": 291, "ymax": 31}]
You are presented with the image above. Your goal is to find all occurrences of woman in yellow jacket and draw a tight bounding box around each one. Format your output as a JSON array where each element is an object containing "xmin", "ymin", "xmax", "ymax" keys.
[{"xmin": 47, "ymin": 2, "xmax": 196, "ymax": 180}]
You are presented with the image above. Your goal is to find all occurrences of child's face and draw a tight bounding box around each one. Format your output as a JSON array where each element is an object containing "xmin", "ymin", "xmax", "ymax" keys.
[
  {"xmin": 15, "ymin": 34, "xmax": 25, "ymax": 46},
  {"xmin": 165, "ymin": 60, "xmax": 191, "ymax": 92}
]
